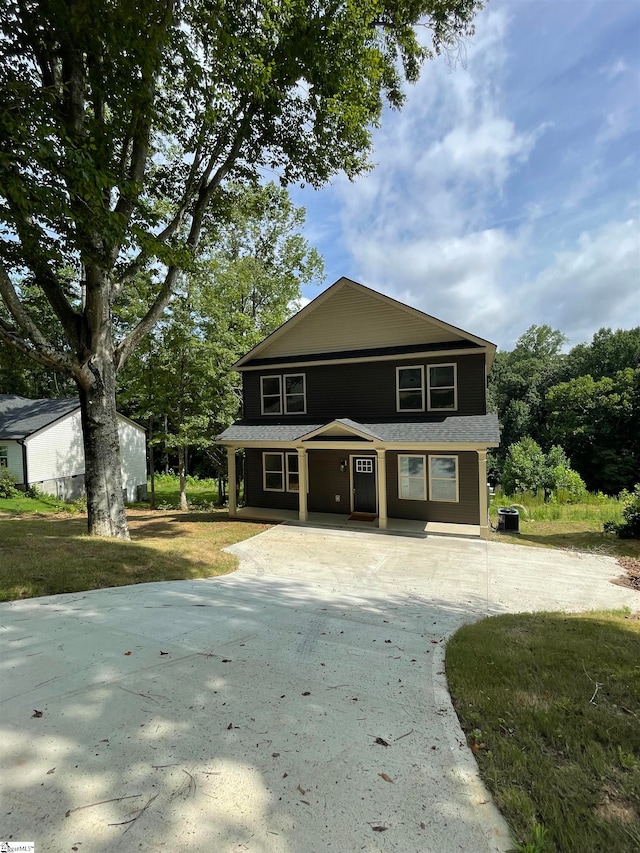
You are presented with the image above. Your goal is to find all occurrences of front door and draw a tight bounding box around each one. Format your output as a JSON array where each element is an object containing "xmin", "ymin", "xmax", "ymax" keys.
[{"xmin": 352, "ymin": 456, "xmax": 377, "ymax": 514}]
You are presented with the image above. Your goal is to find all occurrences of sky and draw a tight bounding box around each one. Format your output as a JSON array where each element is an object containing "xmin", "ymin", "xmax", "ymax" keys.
[{"xmin": 288, "ymin": 0, "xmax": 640, "ymax": 352}]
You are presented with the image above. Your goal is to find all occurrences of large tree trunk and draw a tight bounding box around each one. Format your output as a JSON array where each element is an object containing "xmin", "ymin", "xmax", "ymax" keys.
[{"xmin": 77, "ymin": 354, "xmax": 130, "ymax": 539}]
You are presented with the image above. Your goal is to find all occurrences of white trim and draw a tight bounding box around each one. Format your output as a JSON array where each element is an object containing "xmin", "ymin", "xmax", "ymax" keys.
[
  {"xmin": 428, "ymin": 454, "xmax": 459, "ymax": 503},
  {"xmin": 299, "ymin": 420, "xmax": 376, "ymax": 441},
  {"xmin": 237, "ymin": 346, "xmax": 490, "ymax": 372},
  {"xmin": 396, "ymin": 365, "xmax": 425, "ymax": 412},
  {"xmin": 262, "ymin": 451, "xmax": 285, "ymax": 491},
  {"xmin": 285, "ymin": 451, "xmax": 309, "ymax": 493},
  {"xmin": 284, "ymin": 373, "xmax": 307, "ymax": 415},
  {"xmin": 397, "ymin": 454, "xmax": 427, "ymax": 501},
  {"xmin": 260, "ymin": 375, "xmax": 283, "ymax": 416},
  {"xmin": 427, "ymin": 363, "xmax": 458, "ymax": 412},
  {"xmin": 220, "ymin": 440, "xmax": 499, "ymax": 451}
]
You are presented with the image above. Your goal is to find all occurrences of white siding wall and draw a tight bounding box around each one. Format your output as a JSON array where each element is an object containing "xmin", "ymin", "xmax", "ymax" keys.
[
  {"xmin": 0, "ymin": 440, "xmax": 25, "ymax": 484},
  {"xmin": 26, "ymin": 410, "xmax": 85, "ymax": 483},
  {"xmin": 118, "ymin": 418, "xmax": 147, "ymax": 501},
  {"xmin": 22, "ymin": 411, "xmax": 146, "ymax": 502}
]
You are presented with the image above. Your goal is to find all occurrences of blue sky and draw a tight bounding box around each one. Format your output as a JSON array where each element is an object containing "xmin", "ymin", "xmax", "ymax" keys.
[{"xmin": 289, "ymin": 0, "xmax": 640, "ymax": 351}]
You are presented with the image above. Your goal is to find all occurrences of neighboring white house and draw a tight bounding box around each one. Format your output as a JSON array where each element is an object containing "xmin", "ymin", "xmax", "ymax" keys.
[{"xmin": 0, "ymin": 395, "xmax": 147, "ymax": 502}]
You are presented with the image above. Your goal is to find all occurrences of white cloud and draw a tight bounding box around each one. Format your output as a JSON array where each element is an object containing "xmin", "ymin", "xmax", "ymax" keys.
[{"xmin": 526, "ymin": 219, "xmax": 640, "ymax": 346}]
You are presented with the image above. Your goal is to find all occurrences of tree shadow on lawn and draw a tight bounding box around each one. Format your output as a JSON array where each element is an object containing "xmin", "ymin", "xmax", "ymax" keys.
[
  {"xmin": 0, "ymin": 515, "xmax": 243, "ymax": 601},
  {"xmin": 0, "ymin": 577, "xmax": 507, "ymax": 853}
]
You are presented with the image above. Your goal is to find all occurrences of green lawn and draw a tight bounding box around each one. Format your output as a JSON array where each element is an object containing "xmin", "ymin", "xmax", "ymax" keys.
[
  {"xmin": 446, "ymin": 611, "xmax": 640, "ymax": 853},
  {"xmin": 0, "ymin": 510, "xmax": 270, "ymax": 601},
  {"xmin": 134, "ymin": 473, "xmax": 222, "ymax": 509}
]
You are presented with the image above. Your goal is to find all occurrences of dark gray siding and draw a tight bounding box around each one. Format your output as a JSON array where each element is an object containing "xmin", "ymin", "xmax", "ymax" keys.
[
  {"xmin": 307, "ymin": 450, "xmax": 352, "ymax": 514},
  {"xmin": 386, "ymin": 451, "xmax": 479, "ymax": 525},
  {"xmin": 243, "ymin": 354, "xmax": 486, "ymax": 421},
  {"xmin": 244, "ymin": 448, "xmax": 298, "ymax": 510}
]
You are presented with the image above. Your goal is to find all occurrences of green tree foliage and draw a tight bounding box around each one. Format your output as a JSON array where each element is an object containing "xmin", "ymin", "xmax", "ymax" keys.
[
  {"xmin": 501, "ymin": 438, "xmax": 586, "ymax": 500},
  {"xmin": 546, "ymin": 368, "xmax": 640, "ymax": 494},
  {"xmin": 502, "ymin": 437, "xmax": 547, "ymax": 495},
  {"xmin": 117, "ymin": 182, "xmax": 324, "ymax": 509},
  {"xmin": 0, "ymin": 0, "xmax": 482, "ymax": 537},
  {"xmin": 563, "ymin": 327, "xmax": 640, "ymax": 382}
]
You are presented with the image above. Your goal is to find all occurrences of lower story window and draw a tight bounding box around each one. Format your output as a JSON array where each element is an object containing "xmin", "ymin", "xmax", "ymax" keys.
[
  {"xmin": 0, "ymin": 446, "xmax": 8, "ymax": 468},
  {"xmin": 263, "ymin": 452, "xmax": 307, "ymax": 493},
  {"xmin": 286, "ymin": 452, "xmax": 300, "ymax": 492},
  {"xmin": 398, "ymin": 454, "xmax": 427, "ymax": 500},
  {"xmin": 429, "ymin": 455, "xmax": 459, "ymax": 502},
  {"xmin": 263, "ymin": 452, "xmax": 284, "ymax": 491}
]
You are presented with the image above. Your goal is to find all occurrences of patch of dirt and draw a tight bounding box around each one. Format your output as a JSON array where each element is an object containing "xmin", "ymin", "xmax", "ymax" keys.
[
  {"xmin": 596, "ymin": 785, "xmax": 638, "ymax": 824},
  {"xmin": 612, "ymin": 556, "xmax": 640, "ymax": 592}
]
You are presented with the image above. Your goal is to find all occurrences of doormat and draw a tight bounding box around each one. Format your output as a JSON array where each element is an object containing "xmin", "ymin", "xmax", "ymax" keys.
[{"xmin": 349, "ymin": 512, "xmax": 378, "ymax": 522}]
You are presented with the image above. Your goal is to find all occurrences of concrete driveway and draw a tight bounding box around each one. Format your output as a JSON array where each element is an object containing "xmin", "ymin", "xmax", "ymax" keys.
[{"xmin": 1, "ymin": 524, "xmax": 637, "ymax": 853}]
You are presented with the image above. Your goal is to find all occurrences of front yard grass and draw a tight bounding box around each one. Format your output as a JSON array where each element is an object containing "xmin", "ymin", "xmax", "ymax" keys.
[
  {"xmin": 446, "ymin": 610, "xmax": 640, "ymax": 853},
  {"xmin": 0, "ymin": 510, "xmax": 270, "ymax": 601}
]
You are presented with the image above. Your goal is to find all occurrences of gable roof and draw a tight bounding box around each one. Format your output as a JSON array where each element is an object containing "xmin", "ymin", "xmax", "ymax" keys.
[
  {"xmin": 234, "ymin": 277, "xmax": 497, "ymax": 370},
  {"xmin": 0, "ymin": 395, "xmax": 144, "ymax": 440},
  {"xmin": 0, "ymin": 395, "xmax": 80, "ymax": 440}
]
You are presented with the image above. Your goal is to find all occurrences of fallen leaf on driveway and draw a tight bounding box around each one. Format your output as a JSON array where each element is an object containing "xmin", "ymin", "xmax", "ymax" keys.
[
  {"xmin": 374, "ymin": 737, "xmax": 390, "ymax": 747},
  {"xmin": 297, "ymin": 784, "xmax": 307, "ymax": 795},
  {"xmin": 378, "ymin": 773, "xmax": 394, "ymax": 783},
  {"xmin": 372, "ymin": 825, "xmax": 387, "ymax": 832},
  {"xmin": 160, "ymin": 651, "xmax": 169, "ymax": 656},
  {"xmin": 301, "ymin": 691, "xmax": 311, "ymax": 696},
  {"xmin": 46, "ymin": 767, "xmax": 55, "ymax": 774},
  {"xmin": 32, "ymin": 710, "xmax": 43, "ymax": 718},
  {"xmin": 124, "ymin": 651, "xmax": 132, "ymax": 656}
]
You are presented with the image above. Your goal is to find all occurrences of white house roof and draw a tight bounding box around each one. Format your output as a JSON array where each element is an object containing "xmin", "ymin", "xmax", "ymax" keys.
[
  {"xmin": 0, "ymin": 395, "xmax": 80, "ymax": 440},
  {"xmin": 233, "ymin": 278, "xmax": 497, "ymax": 370}
]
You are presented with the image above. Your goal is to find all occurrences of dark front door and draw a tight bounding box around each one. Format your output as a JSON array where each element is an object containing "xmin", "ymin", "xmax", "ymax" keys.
[{"xmin": 352, "ymin": 457, "xmax": 377, "ymax": 514}]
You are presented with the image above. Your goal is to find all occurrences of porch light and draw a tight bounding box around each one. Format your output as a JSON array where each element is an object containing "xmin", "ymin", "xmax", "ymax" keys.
[{"xmin": 339, "ymin": 459, "xmax": 347, "ymax": 472}]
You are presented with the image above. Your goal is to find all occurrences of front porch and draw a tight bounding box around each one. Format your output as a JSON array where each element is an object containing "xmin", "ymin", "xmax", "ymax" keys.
[{"xmin": 231, "ymin": 505, "xmax": 481, "ymax": 539}]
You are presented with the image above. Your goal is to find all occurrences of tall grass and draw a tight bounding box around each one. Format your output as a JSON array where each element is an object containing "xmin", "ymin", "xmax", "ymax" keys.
[{"xmin": 491, "ymin": 489, "xmax": 624, "ymax": 525}]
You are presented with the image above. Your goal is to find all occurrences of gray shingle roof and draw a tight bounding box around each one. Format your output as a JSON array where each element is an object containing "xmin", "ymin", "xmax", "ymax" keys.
[
  {"xmin": 0, "ymin": 395, "xmax": 80, "ymax": 440},
  {"xmin": 217, "ymin": 414, "xmax": 500, "ymax": 445}
]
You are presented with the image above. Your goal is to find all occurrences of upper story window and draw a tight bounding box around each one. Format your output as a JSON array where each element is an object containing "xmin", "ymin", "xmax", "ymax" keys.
[
  {"xmin": 0, "ymin": 446, "xmax": 8, "ymax": 468},
  {"xmin": 396, "ymin": 366, "xmax": 424, "ymax": 411},
  {"xmin": 427, "ymin": 364, "xmax": 457, "ymax": 411},
  {"xmin": 260, "ymin": 374, "xmax": 307, "ymax": 415}
]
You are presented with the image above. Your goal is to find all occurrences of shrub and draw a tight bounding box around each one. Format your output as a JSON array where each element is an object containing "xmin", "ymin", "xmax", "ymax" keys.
[
  {"xmin": 0, "ymin": 469, "xmax": 19, "ymax": 498},
  {"xmin": 502, "ymin": 438, "xmax": 547, "ymax": 495},
  {"xmin": 604, "ymin": 484, "xmax": 640, "ymax": 539},
  {"xmin": 548, "ymin": 465, "xmax": 587, "ymax": 502}
]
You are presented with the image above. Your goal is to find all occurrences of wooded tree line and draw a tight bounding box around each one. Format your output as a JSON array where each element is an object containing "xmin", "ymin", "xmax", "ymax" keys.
[{"xmin": 488, "ymin": 324, "xmax": 640, "ymax": 495}]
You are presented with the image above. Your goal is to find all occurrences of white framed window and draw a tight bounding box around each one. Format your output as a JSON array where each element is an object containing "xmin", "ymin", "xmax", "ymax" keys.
[
  {"xmin": 429, "ymin": 455, "xmax": 459, "ymax": 502},
  {"xmin": 263, "ymin": 452, "xmax": 285, "ymax": 491},
  {"xmin": 261, "ymin": 376, "xmax": 282, "ymax": 415},
  {"xmin": 0, "ymin": 446, "xmax": 8, "ymax": 469},
  {"xmin": 396, "ymin": 365, "xmax": 424, "ymax": 412},
  {"xmin": 284, "ymin": 374, "xmax": 306, "ymax": 414},
  {"xmin": 398, "ymin": 454, "xmax": 427, "ymax": 501},
  {"xmin": 286, "ymin": 452, "xmax": 300, "ymax": 492},
  {"xmin": 355, "ymin": 458, "xmax": 374, "ymax": 474},
  {"xmin": 260, "ymin": 373, "xmax": 307, "ymax": 415},
  {"xmin": 427, "ymin": 363, "xmax": 457, "ymax": 411}
]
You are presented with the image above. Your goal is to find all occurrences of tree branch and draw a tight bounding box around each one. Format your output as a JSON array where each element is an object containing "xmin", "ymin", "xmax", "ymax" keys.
[{"xmin": 114, "ymin": 264, "xmax": 181, "ymax": 371}]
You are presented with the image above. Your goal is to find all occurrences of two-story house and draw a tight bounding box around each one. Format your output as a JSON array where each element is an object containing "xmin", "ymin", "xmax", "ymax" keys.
[{"xmin": 216, "ymin": 278, "xmax": 500, "ymax": 537}]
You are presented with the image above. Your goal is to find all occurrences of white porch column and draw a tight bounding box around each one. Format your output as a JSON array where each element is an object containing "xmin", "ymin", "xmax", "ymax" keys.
[
  {"xmin": 377, "ymin": 448, "xmax": 387, "ymax": 530},
  {"xmin": 297, "ymin": 447, "xmax": 308, "ymax": 522},
  {"xmin": 227, "ymin": 447, "xmax": 237, "ymax": 517},
  {"xmin": 477, "ymin": 449, "xmax": 488, "ymax": 539}
]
